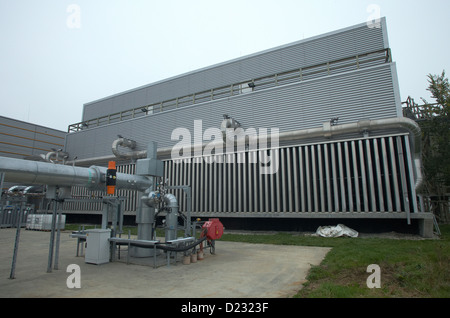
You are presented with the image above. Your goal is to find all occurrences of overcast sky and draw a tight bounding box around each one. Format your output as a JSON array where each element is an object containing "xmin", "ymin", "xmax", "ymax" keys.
[{"xmin": 0, "ymin": 0, "xmax": 448, "ymax": 132}]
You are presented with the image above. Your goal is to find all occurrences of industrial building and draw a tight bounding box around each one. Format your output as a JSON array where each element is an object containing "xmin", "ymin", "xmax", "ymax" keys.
[
  {"xmin": 0, "ymin": 116, "xmax": 66, "ymax": 161},
  {"xmin": 1, "ymin": 18, "xmax": 434, "ymax": 237},
  {"xmin": 0, "ymin": 116, "xmax": 66, "ymax": 212}
]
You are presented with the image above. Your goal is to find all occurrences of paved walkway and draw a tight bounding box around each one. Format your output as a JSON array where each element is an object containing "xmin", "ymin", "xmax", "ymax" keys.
[{"xmin": 0, "ymin": 228, "xmax": 330, "ymax": 298}]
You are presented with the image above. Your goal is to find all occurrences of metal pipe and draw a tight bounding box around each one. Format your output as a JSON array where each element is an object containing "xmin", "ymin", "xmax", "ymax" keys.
[
  {"xmin": 45, "ymin": 150, "xmax": 69, "ymax": 163},
  {"xmin": 46, "ymin": 198, "xmax": 58, "ymax": 273},
  {"xmin": 64, "ymin": 117, "xmax": 424, "ymax": 192},
  {"xmin": 164, "ymin": 193, "xmax": 179, "ymax": 242},
  {"xmin": 164, "ymin": 193, "xmax": 178, "ymax": 208},
  {"xmin": 109, "ymin": 237, "xmax": 160, "ymax": 248},
  {"xmin": 69, "ymin": 233, "xmax": 87, "ymax": 240},
  {"xmin": 111, "ymin": 137, "xmax": 143, "ymax": 160},
  {"xmin": 109, "ymin": 236, "xmax": 206, "ymax": 252},
  {"xmin": 45, "ymin": 152, "xmax": 57, "ymax": 163},
  {"xmin": 0, "ymin": 156, "xmax": 152, "ymax": 192},
  {"xmin": 9, "ymin": 201, "xmax": 24, "ymax": 279}
]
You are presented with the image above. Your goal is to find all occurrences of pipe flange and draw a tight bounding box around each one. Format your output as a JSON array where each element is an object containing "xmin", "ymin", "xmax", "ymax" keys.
[{"xmin": 86, "ymin": 166, "xmax": 103, "ymax": 190}]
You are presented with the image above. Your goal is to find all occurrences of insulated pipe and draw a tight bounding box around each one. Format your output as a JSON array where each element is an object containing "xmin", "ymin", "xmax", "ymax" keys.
[
  {"xmin": 45, "ymin": 152, "xmax": 57, "ymax": 163},
  {"xmin": 170, "ymin": 117, "xmax": 423, "ymax": 192},
  {"xmin": 164, "ymin": 193, "xmax": 179, "ymax": 242},
  {"xmin": 65, "ymin": 118, "xmax": 424, "ymax": 192},
  {"xmin": 109, "ymin": 236, "xmax": 207, "ymax": 252},
  {"xmin": 109, "ymin": 237, "xmax": 160, "ymax": 248},
  {"xmin": 0, "ymin": 156, "xmax": 152, "ymax": 192},
  {"xmin": 141, "ymin": 191, "xmax": 160, "ymax": 208},
  {"xmin": 45, "ymin": 150, "xmax": 69, "ymax": 163},
  {"xmin": 139, "ymin": 192, "xmax": 180, "ymax": 245},
  {"xmin": 164, "ymin": 193, "xmax": 178, "ymax": 208},
  {"xmin": 111, "ymin": 137, "xmax": 142, "ymax": 160},
  {"xmin": 221, "ymin": 116, "xmax": 241, "ymax": 142}
]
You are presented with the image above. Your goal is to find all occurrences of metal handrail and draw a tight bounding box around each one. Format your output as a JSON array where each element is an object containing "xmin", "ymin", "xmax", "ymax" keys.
[
  {"xmin": 68, "ymin": 48, "xmax": 391, "ymax": 133},
  {"xmin": 402, "ymin": 96, "xmax": 443, "ymax": 120}
]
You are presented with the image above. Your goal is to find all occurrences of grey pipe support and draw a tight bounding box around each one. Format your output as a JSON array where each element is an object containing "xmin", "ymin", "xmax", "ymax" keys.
[{"xmin": 0, "ymin": 156, "xmax": 153, "ymax": 192}]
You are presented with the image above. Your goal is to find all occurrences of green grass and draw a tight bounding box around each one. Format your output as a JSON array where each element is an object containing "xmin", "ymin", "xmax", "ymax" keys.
[
  {"xmin": 221, "ymin": 225, "xmax": 450, "ymax": 298},
  {"xmin": 66, "ymin": 223, "xmax": 450, "ymax": 298}
]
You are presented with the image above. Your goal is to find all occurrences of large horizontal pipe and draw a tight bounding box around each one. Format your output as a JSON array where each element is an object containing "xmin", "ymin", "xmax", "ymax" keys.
[
  {"xmin": 0, "ymin": 156, "xmax": 153, "ymax": 192},
  {"xmin": 109, "ymin": 237, "xmax": 160, "ymax": 248},
  {"xmin": 65, "ymin": 117, "xmax": 423, "ymax": 192},
  {"xmin": 109, "ymin": 236, "xmax": 206, "ymax": 252}
]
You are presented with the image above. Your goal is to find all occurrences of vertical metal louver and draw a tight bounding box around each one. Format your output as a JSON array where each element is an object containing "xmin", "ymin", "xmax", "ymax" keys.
[
  {"xmin": 63, "ymin": 134, "xmax": 418, "ymax": 217},
  {"xmin": 164, "ymin": 134, "xmax": 418, "ymax": 215}
]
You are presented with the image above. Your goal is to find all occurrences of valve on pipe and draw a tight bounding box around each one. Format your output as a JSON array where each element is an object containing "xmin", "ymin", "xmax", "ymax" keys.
[
  {"xmin": 106, "ymin": 161, "xmax": 117, "ymax": 195},
  {"xmin": 199, "ymin": 218, "xmax": 224, "ymax": 255},
  {"xmin": 202, "ymin": 218, "xmax": 224, "ymax": 240}
]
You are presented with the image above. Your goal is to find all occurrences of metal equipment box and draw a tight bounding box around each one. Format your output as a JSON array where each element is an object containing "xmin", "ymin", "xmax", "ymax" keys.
[{"xmin": 85, "ymin": 229, "xmax": 111, "ymax": 265}]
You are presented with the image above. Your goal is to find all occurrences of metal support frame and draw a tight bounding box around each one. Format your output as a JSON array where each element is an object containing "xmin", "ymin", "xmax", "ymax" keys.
[
  {"xmin": 101, "ymin": 196, "xmax": 125, "ymax": 233},
  {"xmin": 46, "ymin": 186, "xmax": 64, "ymax": 273},
  {"xmin": 9, "ymin": 197, "xmax": 25, "ymax": 279}
]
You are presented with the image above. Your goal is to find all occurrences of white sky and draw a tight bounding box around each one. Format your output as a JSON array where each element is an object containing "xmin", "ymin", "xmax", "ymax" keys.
[{"xmin": 0, "ymin": 0, "xmax": 449, "ymax": 132}]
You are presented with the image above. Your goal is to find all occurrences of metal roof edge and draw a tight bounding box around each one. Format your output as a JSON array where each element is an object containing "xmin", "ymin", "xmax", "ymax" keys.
[{"xmin": 84, "ymin": 17, "xmax": 388, "ymax": 107}]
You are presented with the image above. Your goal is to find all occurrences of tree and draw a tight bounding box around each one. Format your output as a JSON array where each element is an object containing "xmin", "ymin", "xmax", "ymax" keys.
[{"xmin": 419, "ymin": 71, "xmax": 450, "ymax": 223}]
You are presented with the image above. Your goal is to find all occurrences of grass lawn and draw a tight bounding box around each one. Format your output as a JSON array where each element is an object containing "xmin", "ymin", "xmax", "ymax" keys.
[
  {"xmin": 221, "ymin": 225, "xmax": 450, "ymax": 298},
  {"xmin": 67, "ymin": 223, "xmax": 450, "ymax": 298}
]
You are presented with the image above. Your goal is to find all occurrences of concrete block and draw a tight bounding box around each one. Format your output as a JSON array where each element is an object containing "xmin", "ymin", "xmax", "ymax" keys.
[{"xmin": 418, "ymin": 216, "xmax": 434, "ymax": 238}]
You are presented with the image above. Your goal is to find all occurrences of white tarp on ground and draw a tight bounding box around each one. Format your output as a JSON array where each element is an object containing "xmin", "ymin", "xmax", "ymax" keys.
[{"xmin": 316, "ymin": 224, "xmax": 359, "ymax": 238}]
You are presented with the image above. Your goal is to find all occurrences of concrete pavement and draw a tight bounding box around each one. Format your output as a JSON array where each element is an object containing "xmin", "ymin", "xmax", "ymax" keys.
[{"xmin": 0, "ymin": 228, "xmax": 330, "ymax": 298}]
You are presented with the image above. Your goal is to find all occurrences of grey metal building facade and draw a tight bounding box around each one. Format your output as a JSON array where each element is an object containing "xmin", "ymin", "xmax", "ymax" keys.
[
  {"xmin": 0, "ymin": 116, "xmax": 67, "ymax": 191},
  {"xmin": 62, "ymin": 18, "xmax": 433, "ymax": 235},
  {"xmin": 0, "ymin": 116, "xmax": 66, "ymax": 161}
]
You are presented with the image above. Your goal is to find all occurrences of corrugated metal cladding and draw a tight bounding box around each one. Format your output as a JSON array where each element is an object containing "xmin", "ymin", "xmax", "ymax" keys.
[
  {"xmin": 63, "ymin": 133, "xmax": 419, "ymax": 216},
  {"xmin": 65, "ymin": 63, "xmax": 400, "ymax": 160},
  {"xmin": 166, "ymin": 134, "xmax": 418, "ymax": 215},
  {"xmin": 0, "ymin": 116, "xmax": 66, "ymax": 160},
  {"xmin": 82, "ymin": 19, "xmax": 389, "ymax": 121}
]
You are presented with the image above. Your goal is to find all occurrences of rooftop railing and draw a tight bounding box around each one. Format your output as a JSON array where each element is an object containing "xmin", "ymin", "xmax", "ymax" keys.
[
  {"xmin": 68, "ymin": 48, "xmax": 391, "ymax": 133},
  {"xmin": 402, "ymin": 96, "xmax": 444, "ymax": 120}
]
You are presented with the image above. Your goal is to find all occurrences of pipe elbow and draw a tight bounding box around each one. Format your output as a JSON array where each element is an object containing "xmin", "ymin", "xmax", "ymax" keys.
[
  {"xmin": 221, "ymin": 117, "xmax": 242, "ymax": 142},
  {"xmin": 413, "ymin": 157, "xmax": 425, "ymax": 194},
  {"xmin": 358, "ymin": 117, "xmax": 424, "ymax": 193},
  {"xmin": 112, "ymin": 138, "xmax": 138, "ymax": 159},
  {"xmin": 45, "ymin": 152, "xmax": 57, "ymax": 163},
  {"xmin": 163, "ymin": 193, "xmax": 178, "ymax": 208}
]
